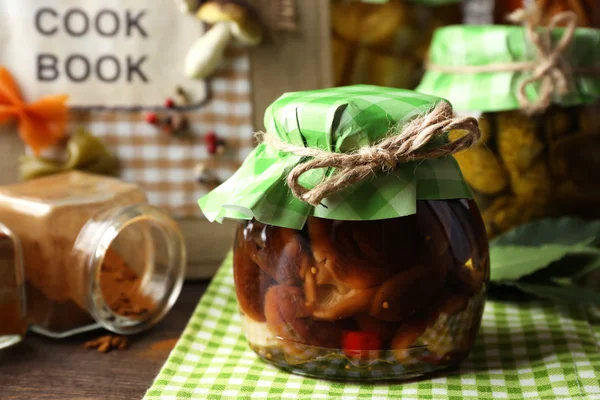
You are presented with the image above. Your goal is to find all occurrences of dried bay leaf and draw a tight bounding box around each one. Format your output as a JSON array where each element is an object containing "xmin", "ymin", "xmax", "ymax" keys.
[
  {"xmin": 502, "ymin": 281, "xmax": 600, "ymax": 306},
  {"xmin": 491, "ymin": 217, "xmax": 600, "ymax": 247},
  {"xmin": 489, "ymin": 241, "xmax": 598, "ymax": 282}
]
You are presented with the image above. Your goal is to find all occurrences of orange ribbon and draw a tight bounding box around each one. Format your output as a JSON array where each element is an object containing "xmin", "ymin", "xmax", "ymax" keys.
[{"xmin": 0, "ymin": 66, "xmax": 69, "ymax": 155}]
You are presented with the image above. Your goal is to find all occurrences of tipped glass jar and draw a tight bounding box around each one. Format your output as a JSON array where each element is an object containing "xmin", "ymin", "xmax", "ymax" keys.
[
  {"xmin": 0, "ymin": 223, "xmax": 26, "ymax": 349},
  {"xmin": 233, "ymin": 199, "xmax": 489, "ymax": 380},
  {"xmin": 0, "ymin": 172, "xmax": 186, "ymax": 338}
]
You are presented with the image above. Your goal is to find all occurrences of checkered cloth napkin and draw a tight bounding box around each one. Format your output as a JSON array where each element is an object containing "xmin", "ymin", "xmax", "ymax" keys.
[{"xmin": 144, "ymin": 253, "xmax": 600, "ymax": 400}]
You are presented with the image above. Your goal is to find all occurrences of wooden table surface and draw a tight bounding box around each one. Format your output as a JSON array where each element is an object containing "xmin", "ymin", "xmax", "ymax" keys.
[{"xmin": 0, "ymin": 281, "xmax": 209, "ymax": 400}]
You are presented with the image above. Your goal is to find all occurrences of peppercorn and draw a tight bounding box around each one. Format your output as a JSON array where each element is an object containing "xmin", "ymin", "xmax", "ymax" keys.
[{"xmin": 145, "ymin": 112, "xmax": 159, "ymax": 125}]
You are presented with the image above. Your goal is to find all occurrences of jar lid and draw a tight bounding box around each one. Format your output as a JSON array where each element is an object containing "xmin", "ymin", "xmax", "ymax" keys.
[
  {"xmin": 199, "ymin": 85, "xmax": 474, "ymax": 230},
  {"xmin": 417, "ymin": 24, "xmax": 600, "ymax": 112}
]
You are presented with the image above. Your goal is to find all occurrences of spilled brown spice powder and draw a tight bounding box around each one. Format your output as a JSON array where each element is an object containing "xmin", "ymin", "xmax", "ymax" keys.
[
  {"xmin": 83, "ymin": 250, "xmax": 157, "ymax": 353},
  {"xmin": 150, "ymin": 338, "xmax": 179, "ymax": 352}
]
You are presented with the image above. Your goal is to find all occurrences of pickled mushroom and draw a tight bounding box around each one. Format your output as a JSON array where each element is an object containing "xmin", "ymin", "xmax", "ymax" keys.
[
  {"xmin": 354, "ymin": 314, "xmax": 399, "ymax": 344},
  {"xmin": 304, "ymin": 269, "xmax": 377, "ymax": 321},
  {"xmin": 241, "ymin": 315, "xmax": 279, "ymax": 348},
  {"xmin": 391, "ymin": 319, "xmax": 428, "ymax": 363},
  {"xmin": 369, "ymin": 262, "xmax": 447, "ymax": 322},
  {"xmin": 233, "ymin": 235, "xmax": 275, "ymax": 321},
  {"xmin": 242, "ymin": 221, "xmax": 311, "ymax": 285},
  {"xmin": 308, "ymin": 217, "xmax": 425, "ymax": 290},
  {"xmin": 264, "ymin": 285, "xmax": 344, "ymax": 356},
  {"xmin": 391, "ymin": 290, "xmax": 471, "ymax": 362}
]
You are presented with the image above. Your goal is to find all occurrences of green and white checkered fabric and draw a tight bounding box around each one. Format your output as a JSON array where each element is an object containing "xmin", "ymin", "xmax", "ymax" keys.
[
  {"xmin": 199, "ymin": 86, "xmax": 471, "ymax": 230},
  {"xmin": 144, "ymin": 253, "xmax": 600, "ymax": 400},
  {"xmin": 416, "ymin": 25, "xmax": 600, "ymax": 112}
]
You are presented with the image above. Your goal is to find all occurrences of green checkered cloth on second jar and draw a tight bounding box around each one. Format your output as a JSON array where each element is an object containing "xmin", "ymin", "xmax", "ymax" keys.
[
  {"xmin": 199, "ymin": 85, "xmax": 471, "ymax": 230},
  {"xmin": 416, "ymin": 25, "xmax": 600, "ymax": 112}
]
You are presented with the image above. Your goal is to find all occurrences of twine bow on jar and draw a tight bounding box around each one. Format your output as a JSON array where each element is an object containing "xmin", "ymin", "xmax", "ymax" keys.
[
  {"xmin": 426, "ymin": 6, "xmax": 599, "ymax": 114},
  {"xmin": 508, "ymin": 7, "xmax": 578, "ymax": 113},
  {"xmin": 258, "ymin": 101, "xmax": 481, "ymax": 206}
]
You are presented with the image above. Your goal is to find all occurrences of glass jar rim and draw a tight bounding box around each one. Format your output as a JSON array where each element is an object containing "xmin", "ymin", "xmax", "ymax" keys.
[{"xmin": 74, "ymin": 204, "xmax": 186, "ymax": 335}]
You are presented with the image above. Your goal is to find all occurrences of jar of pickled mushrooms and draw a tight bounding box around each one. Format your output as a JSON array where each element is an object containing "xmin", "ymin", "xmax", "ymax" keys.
[
  {"xmin": 200, "ymin": 85, "xmax": 490, "ymax": 380},
  {"xmin": 417, "ymin": 12, "xmax": 600, "ymax": 237}
]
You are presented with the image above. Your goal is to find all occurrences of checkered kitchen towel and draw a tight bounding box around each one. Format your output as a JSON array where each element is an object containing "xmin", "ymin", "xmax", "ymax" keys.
[
  {"xmin": 70, "ymin": 47, "xmax": 254, "ymax": 218},
  {"xmin": 144, "ymin": 253, "xmax": 600, "ymax": 400}
]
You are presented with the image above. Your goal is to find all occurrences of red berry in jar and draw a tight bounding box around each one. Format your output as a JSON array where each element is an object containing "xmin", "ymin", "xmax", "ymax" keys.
[{"xmin": 342, "ymin": 331, "xmax": 382, "ymax": 360}]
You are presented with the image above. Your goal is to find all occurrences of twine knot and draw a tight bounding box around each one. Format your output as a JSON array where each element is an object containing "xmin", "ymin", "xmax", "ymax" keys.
[
  {"xmin": 258, "ymin": 101, "xmax": 481, "ymax": 206},
  {"xmin": 425, "ymin": 6, "xmax": 596, "ymax": 115},
  {"xmin": 508, "ymin": 7, "xmax": 578, "ymax": 113}
]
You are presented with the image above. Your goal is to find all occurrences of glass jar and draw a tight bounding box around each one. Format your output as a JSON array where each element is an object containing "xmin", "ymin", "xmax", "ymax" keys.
[
  {"xmin": 330, "ymin": 0, "xmax": 462, "ymax": 89},
  {"xmin": 233, "ymin": 199, "xmax": 489, "ymax": 380},
  {"xmin": 453, "ymin": 104, "xmax": 600, "ymax": 237},
  {"xmin": 0, "ymin": 171, "xmax": 186, "ymax": 338},
  {"xmin": 0, "ymin": 223, "xmax": 26, "ymax": 349}
]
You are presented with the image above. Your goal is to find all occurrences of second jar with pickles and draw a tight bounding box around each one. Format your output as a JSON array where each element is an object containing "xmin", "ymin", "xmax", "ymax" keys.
[{"xmin": 417, "ymin": 23, "xmax": 600, "ymax": 236}]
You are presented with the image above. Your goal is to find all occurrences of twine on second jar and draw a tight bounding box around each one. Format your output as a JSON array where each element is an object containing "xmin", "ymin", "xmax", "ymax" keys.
[
  {"xmin": 258, "ymin": 101, "xmax": 481, "ymax": 207},
  {"xmin": 426, "ymin": 6, "xmax": 600, "ymax": 114}
]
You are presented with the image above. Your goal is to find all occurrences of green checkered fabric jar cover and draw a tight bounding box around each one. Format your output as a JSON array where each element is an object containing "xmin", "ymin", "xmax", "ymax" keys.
[
  {"xmin": 416, "ymin": 25, "xmax": 600, "ymax": 112},
  {"xmin": 199, "ymin": 85, "xmax": 472, "ymax": 230}
]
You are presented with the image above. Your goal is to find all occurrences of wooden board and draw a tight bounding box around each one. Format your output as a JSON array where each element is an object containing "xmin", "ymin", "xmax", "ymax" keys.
[
  {"xmin": 0, "ymin": 281, "xmax": 209, "ymax": 400},
  {"xmin": 180, "ymin": 218, "xmax": 237, "ymax": 279},
  {"xmin": 248, "ymin": 0, "xmax": 333, "ymax": 130}
]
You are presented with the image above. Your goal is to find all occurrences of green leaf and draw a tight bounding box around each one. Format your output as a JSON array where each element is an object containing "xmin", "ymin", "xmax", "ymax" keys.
[
  {"xmin": 526, "ymin": 253, "xmax": 600, "ymax": 280},
  {"xmin": 503, "ymin": 281, "xmax": 600, "ymax": 305},
  {"xmin": 573, "ymin": 257, "xmax": 600, "ymax": 280},
  {"xmin": 489, "ymin": 242, "xmax": 598, "ymax": 281},
  {"xmin": 491, "ymin": 217, "xmax": 600, "ymax": 248}
]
